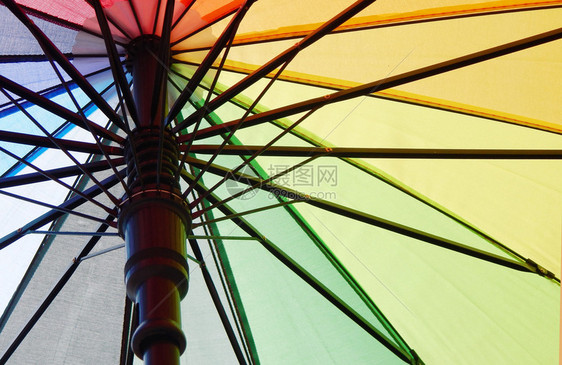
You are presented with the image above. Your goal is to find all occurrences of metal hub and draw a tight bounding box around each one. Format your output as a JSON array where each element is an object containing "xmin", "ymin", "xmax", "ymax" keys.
[{"xmin": 123, "ymin": 127, "xmax": 181, "ymax": 193}]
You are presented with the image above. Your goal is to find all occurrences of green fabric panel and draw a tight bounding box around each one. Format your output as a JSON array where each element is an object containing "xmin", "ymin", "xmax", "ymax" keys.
[
  {"xmin": 212, "ymin": 224, "xmax": 408, "ymax": 364},
  {"xmin": 245, "ymin": 157, "xmax": 413, "ymax": 354}
]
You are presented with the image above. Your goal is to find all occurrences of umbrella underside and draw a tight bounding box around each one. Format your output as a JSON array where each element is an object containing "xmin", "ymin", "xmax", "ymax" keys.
[{"xmin": 0, "ymin": 1, "xmax": 560, "ymax": 364}]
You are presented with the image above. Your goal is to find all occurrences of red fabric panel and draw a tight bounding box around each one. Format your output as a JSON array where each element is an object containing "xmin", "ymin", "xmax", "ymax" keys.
[{"xmin": 16, "ymin": 0, "xmax": 94, "ymax": 26}]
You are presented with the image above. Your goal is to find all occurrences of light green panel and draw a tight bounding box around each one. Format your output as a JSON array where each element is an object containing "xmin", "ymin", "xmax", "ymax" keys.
[
  {"xmin": 233, "ymin": 121, "xmax": 520, "ymax": 259},
  {"xmin": 294, "ymin": 205, "xmax": 560, "ymax": 365},
  {"xmin": 213, "ymin": 69, "xmax": 562, "ymax": 274}
]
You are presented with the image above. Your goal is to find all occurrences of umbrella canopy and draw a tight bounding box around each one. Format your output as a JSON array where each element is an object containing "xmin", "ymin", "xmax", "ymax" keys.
[{"xmin": 0, "ymin": 0, "xmax": 560, "ymax": 364}]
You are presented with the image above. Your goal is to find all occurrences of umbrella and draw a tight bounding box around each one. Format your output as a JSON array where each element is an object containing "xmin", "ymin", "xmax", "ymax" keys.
[{"xmin": 0, "ymin": 0, "xmax": 560, "ymax": 363}]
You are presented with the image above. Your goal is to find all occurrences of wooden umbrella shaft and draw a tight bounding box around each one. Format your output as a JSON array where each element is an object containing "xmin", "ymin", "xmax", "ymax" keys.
[{"xmin": 119, "ymin": 37, "xmax": 190, "ymax": 365}]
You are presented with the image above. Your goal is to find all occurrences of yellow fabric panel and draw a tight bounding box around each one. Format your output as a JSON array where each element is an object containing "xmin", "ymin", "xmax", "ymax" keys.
[
  {"xmin": 213, "ymin": 2, "xmax": 562, "ymax": 274},
  {"xmin": 235, "ymin": 0, "xmax": 562, "ymax": 35},
  {"xmin": 202, "ymin": 59, "xmax": 562, "ymax": 134},
  {"xmin": 233, "ymin": 1, "xmax": 562, "ymax": 45},
  {"xmin": 225, "ymin": 7, "xmax": 562, "ymax": 126}
]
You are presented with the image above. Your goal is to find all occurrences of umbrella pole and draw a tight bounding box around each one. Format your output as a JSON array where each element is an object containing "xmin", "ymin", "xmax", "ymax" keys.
[{"xmin": 118, "ymin": 37, "xmax": 190, "ymax": 365}]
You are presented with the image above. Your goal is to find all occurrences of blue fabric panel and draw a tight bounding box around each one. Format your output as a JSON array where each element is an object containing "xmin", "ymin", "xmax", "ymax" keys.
[
  {"xmin": 0, "ymin": 74, "xmax": 116, "ymax": 176},
  {"xmin": 0, "ymin": 61, "xmax": 72, "ymax": 106}
]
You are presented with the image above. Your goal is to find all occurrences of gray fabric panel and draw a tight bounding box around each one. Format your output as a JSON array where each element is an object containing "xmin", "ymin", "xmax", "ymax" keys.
[
  {"xmin": 0, "ymin": 7, "xmax": 77, "ymax": 56},
  {"xmin": 0, "ymin": 233, "xmax": 125, "ymax": 364},
  {"xmin": 0, "ymin": 165, "xmax": 124, "ymax": 364}
]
